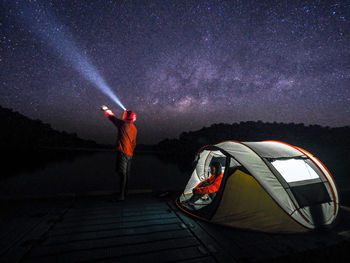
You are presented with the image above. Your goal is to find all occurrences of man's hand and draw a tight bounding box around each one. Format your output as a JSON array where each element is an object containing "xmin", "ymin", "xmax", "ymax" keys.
[
  {"xmin": 101, "ymin": 105, "xmax": 114, "ymax": 116},
  {"xmin": 105, "ymin": 109, "xmax": 114, "ymax": 116},
  {"xmin": 101, "ymin": 105, "xmax": 109, "ymax": 111},
  {"xmin": 201, "ymin": 195, "xmax": 209, "ymax": 200}
]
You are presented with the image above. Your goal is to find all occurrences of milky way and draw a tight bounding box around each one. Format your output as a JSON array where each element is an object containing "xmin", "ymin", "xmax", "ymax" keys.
[{"xmin": 1, "ymin": 0, "xmax": 349, "ymax": 144}]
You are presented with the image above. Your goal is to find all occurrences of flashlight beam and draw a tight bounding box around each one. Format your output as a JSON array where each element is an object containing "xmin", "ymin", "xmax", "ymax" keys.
[{"xmin": 6, "ymin": 0, "xmax": 126, "ymax": 111}]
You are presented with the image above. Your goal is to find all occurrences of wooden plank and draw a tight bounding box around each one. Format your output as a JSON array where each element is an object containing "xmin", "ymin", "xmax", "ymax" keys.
[
  {"xmin": 175, "ymin": 256, "xmax": 217, "ymax": 263},
  {"xmin": 0, "ymin": 200, "xmax": 71, "ymax": 263},
  {"xmin": 93, "ymin": 247, "xmax": 214, "ymax": 263},
  {"xmin": 22, "ymin": 236, "xmax": 200, "ymax": 263},
  {"xmin": 194, "ymin": 219, "xmax": 287, "ymax": 262},
  {"xmin": 3, "ymin": 196, "xmax": 350, "ymax": 263},
  {"xmin": 55, "ymin": 212, "xmax": 176, "ymax": 230},
  {"xmin": 0, "ymin": 218, "xmax": 39, "ymax": 256},
  {"xmin": 168, "ymin": 202, "xmax": 237, "ymax": 263},
  {"xmin": 61, "ymin": 209, "xmax": 172, "ymax": 224},
  {"xmin": 29, "ymin": 229, "xmax": 192, "ymax": 257},
  {"xmin": 194, "ymin": 213, "xmax": 349, "ymax": 262},
  {"xmin": 1, "ymin": 213, "xmax": 66, "ymax": 263},
  {"xmin": 47, "ymin": 217, "xmax": 180, "ymax": 237},
  {"xmin": 64, "ymin": 203, "xmax": 168, "ymax": 217},
  {"xmin": 62, "ymin": 207, "xmax": 172, "ymax": 223},
  {"xmin": 43, "ymin": 223, "xmax": 183, "ymax": 245},
  {"xmin": 64, "ymin": 207, "xmax": 171, "ymax": 217},
  {"xmin": 0, "ymin": 200, "xmax": 67, "ymax": 254}
]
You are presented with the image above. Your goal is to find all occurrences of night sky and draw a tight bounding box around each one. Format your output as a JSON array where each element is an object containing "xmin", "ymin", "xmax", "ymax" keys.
[{"xmin": 1, "ymin": 0, "xmax": 349, "ymax": 144}]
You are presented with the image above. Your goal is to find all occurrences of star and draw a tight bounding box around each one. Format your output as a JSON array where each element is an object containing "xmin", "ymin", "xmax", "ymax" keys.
[{"xmin": 0, "ymin": 0, "xmax": 349, "ymax": 144}]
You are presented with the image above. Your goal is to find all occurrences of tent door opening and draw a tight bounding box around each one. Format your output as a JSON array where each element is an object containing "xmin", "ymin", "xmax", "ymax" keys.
[{"xmin": 179, "ymin": 149, "xmax": 228, "ymax": 213}]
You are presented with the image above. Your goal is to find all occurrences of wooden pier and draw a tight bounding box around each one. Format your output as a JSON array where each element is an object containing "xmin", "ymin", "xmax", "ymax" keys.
[{"xmin": 1, "ymin": 193, "xmax": 350, "ymax": 263}]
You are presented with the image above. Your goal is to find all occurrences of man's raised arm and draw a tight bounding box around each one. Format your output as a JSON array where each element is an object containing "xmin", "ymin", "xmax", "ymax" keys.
[{"xmin": 101, "ymin": 105, "xmax": 123, "ymax": 127}]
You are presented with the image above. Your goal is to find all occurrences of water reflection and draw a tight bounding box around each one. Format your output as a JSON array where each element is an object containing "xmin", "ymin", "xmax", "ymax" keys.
[{"xmin": 0, "ymin": 151, "xmax": 187, "ymax": 197}]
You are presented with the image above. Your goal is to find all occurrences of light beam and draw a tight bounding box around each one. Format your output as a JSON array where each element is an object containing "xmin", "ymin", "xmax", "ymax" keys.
[{"xmin": 5, "ymin": 0, "xmax": 126, "ymax": 110}]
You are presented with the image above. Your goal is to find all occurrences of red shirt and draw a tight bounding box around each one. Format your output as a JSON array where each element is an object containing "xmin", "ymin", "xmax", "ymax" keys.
[
  {"xmin": 108, "ymin": 116, "xmax": 137, "ymax": 156},
  {"xmin": 193, "ymin": 173, "xmax": 224, "ymax": 195}
]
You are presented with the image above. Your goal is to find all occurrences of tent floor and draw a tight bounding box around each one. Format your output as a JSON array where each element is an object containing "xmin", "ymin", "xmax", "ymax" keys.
[{"xmin": 1, "ymin": 193, "xmax": 350, "ymax": 263}]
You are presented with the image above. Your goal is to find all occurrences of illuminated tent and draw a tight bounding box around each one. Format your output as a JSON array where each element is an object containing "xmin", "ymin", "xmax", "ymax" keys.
[{"xmin": 176, "ymin": 141, "xmax": 339, "ymax": 233}]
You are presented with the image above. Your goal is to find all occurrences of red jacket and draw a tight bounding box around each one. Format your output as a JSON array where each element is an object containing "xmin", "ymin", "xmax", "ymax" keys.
[
  {"xmin": 193, "ymin": 173, "xmax": 224, "ymax": 195},
  {"xmin": 108, "ymin": 116, "xmax": 137, "ymax": 156}
]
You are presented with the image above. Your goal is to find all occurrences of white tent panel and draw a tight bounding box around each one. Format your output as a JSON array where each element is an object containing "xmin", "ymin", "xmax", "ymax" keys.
[
  {"xmin": 182, "ymin": 150, "xmax": 209, "ymax": 196},
  {"xmin": 291, "ymin": 209, "xmax": 315, "ymax": 229},
  {"xmin": 244, "ymin": 141, "xmax": 304, "ymax": 158},
  {"xmin": 181, "ymin": 169, "xmax": 201, "ymax": 199}
]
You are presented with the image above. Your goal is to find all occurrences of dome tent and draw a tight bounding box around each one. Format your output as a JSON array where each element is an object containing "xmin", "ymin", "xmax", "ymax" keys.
[{"xmin": 176, "ymin": 140, "xmax": 339, "ymax": 233}]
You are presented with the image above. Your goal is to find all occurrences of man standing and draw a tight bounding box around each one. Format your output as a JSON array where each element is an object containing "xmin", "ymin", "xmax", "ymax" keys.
[{"xmin": 102, "ymin": 105, "xmax": 137, "ymax": 201}]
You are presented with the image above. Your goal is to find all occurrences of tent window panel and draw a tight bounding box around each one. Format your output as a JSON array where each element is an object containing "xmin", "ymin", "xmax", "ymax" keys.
[
  {"xmin": 304, "ymin": 159, "xmax": 328, "ymax": 183},
  {"xmin": 288, "ymin": 178, "xmax": 322, "ymax": 187},
  {"xmin": 270, "ymin": 158, "xmax": 320, "ymax": 183},
  {"xmin": 290, "ymin": 182, "xmax": 331, "ymax": 208}
]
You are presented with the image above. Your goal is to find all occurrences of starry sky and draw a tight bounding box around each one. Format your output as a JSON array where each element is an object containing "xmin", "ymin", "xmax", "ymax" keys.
[{"xmin": 1, "ymin": 0, "xmax": 349, "ymax": 144}]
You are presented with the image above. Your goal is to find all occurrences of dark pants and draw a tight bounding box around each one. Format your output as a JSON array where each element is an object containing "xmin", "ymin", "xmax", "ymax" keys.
[{"xmin": 116, "ymin": 151, "xmax": 132, "ymax": 198}]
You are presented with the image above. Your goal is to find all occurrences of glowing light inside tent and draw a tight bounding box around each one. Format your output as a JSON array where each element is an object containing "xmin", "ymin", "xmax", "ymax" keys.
[{"xmin": 271, "ymin": 159, "xmax": 320, "ymax": 183}]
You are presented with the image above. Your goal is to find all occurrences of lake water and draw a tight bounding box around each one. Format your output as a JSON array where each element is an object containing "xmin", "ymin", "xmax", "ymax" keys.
[
  {"xmin": 0, "ymin": 152, "xmax": 189, "ymax": 198},
  {"xmin": 1, "ymin": 150, "xmax": 349, "ymax": 205}
]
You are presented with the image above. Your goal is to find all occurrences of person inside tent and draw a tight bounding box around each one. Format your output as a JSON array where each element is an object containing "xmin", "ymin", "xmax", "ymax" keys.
[{"xmin": 185, "ymin": 161, "xmax": 224, "ymax": 208}]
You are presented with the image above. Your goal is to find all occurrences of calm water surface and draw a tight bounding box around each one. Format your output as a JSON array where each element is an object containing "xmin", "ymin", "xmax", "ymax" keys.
[
  {"xmin": 0, "ymin": 152, "xmax": 188, "ymax": 197},
  {"xmin": 1, "ymin": 151, "xmax": 349, "ymax": 204}
]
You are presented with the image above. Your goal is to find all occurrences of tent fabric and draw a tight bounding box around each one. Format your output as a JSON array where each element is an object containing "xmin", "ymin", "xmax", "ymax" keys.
[
  {"xmin": 176, "ymin": 140, "xmax": 339, "ymax": 233},
  {"xmin": 296, "ymin": 147, "xmax": 339, "ymax": 215},
  {"xmin": 181, "ymin": 149, "xmax": 226, "ymax": 200},
  {"xmin": 212, "ymin": 169, "xmax": 306, "ymax": 233},
  {"xmin": 215, "ymin": 141, "xmax": 304, "ymax": 225},
  {"xmin": 243, "ymin": 141, "xmax": 304, "ymax": 158}
]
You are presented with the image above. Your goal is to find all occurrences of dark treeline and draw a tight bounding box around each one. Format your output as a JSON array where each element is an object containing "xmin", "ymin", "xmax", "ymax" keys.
[
  {"xmin": 156, "ymin": 121, "xmax": 350, "ymax": 187},
  {"xmin": 0, "ymin": 105, "xmax": 102, "ymax": 178},
  {"xmin": 1, "ymin": 105, "xmax": 349, "ymax": 191},
  {"xmin": 0, "ymin": 105, "xmax": 99, "ymax": 149}
]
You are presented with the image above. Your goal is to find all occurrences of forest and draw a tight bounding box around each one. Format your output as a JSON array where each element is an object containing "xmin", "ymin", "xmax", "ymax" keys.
[{"xmin": 0, "ymin": 105, "xmax": 99, "ymax": 149}]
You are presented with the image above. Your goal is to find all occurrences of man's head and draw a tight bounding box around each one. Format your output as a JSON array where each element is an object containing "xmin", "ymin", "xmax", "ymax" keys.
[
  {"xmin": 123, "ymin": 110, "xmax": 137, "ymax": 122},
  {"xmin": 210, "ymin": 161, "xmax": 222, "ymax": 177}
]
